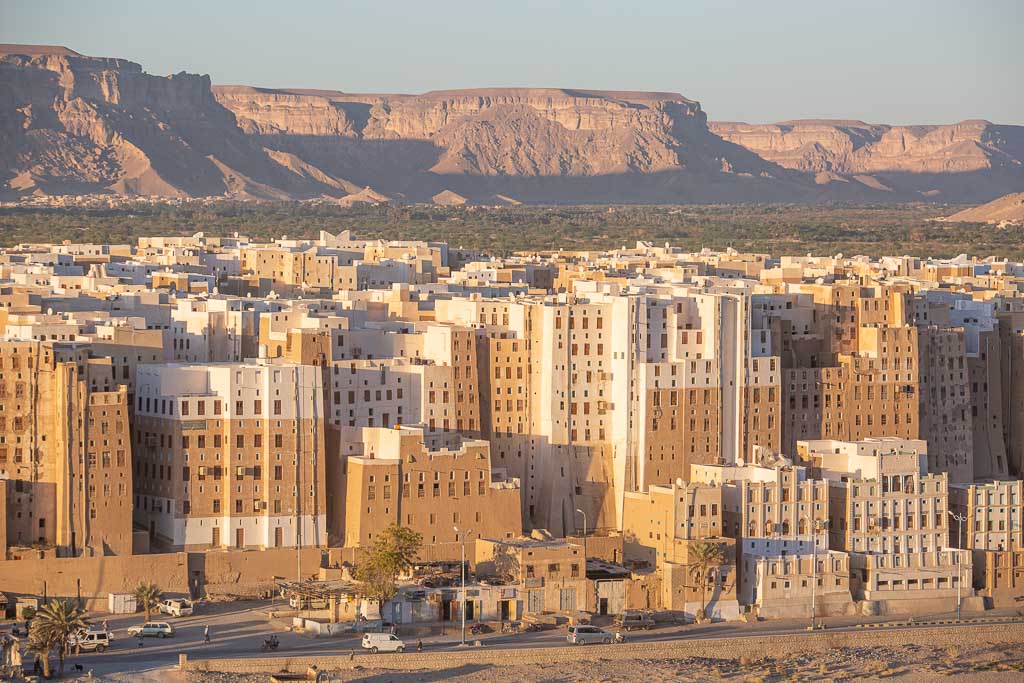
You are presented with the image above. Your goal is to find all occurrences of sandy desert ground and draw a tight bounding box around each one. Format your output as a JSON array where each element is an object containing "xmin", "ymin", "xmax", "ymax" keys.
[{"xmin": 71, "ymin": 639, "xmax": 1024, "ymax": 683}]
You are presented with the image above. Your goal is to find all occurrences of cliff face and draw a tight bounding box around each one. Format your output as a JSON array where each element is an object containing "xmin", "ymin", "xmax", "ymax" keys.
[
  {"xmin": 0, "ymin": 47, "xmax": 351, "ymax": 199},
  {"xmin": 213, "ymin": 86, "xmax": 759, "ymax": 179},
  {"xmin": 1, "ymin": 45, "xmax": 1021, "ymax": 203},
  {"xmin": 709, "ymin": 120, "xmax": 1024, "ymax": 198}
]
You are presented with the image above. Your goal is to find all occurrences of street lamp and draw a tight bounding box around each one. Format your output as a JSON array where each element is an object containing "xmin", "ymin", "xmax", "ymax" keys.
[
  {"xmin": 575, "ymin": 508, "xmax": 588, "ymax": 561},
  {"xmin": 948, "ymin": 511, "xmax": 967, "ymax": 621},
  {"xmin": 575, "ymin": 508, "xmax": 590, "ymax": 611},
  {"xmin": 809, "ymin": 516, "xmax": 828, "ymax": 630},
  {"xmin": 453, "ymin": 525, "xmax": 472, "ymax": 645}
]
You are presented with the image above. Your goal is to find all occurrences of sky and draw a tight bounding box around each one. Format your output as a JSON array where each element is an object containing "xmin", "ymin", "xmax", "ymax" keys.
[{"xmin": 2, "ymin": 0, "xmax": 1022, "ymax": 124}]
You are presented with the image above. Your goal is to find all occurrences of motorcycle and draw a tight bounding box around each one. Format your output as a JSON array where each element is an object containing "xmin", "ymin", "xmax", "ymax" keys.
[
  {"xmin": 469, "ymin": 623, "xmax": 491, "ymax": 635},
  {"xmin": 524, "ymin": 622, "xmax": 544, "ymax": 633},
  {"xmin": 614, "ymin": 632, "xmax": 626, "ymax": 644},
  {"xmin": 261, "ymin": 637, "xmax": 280, "ymax": 652},
  {"xmin": 500, "ymin": 621, "xmax": 521, "ymax": 634}
]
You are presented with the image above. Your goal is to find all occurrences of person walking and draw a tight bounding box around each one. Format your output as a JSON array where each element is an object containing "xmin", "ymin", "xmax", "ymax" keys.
[
  {"xmin": 203, "ymin": 624, "xmax": 211, "ymax": 644},
  {"xmin": 417, "ymin": 639, "xmax": 423, "ymax": 653}
]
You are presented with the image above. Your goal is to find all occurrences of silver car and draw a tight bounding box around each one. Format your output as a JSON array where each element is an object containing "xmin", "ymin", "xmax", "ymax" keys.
[{"xmin": 566, "ymin": 625, "xmax": 613, "ymax": 645}]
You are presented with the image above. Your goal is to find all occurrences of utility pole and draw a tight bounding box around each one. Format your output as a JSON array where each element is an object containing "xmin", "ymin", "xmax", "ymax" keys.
[
  {"xmin": 809, "ymin": 517, "xmax": 828, "ymax": 630},
  {"xmin": 575, "ymin": 508, "xmax": 588, "ymax": 561},
  {"xmin": 454, "ymin": 525, "xmax": 472, "ymax": 645},
  {"xmin": 575, "ymin": 508, "xmax": 589, "ymax": 611},
  {"xmin": 948, "ymin": 510, "xmax": 967, "ymax": 621}
]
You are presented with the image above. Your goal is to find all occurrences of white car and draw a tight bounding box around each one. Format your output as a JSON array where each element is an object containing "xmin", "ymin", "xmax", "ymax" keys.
[
  {"xmin": 566, "ymin": 625, "xmax": 613, "ymax": 645},
  {"xmin": 70, "ymin": 629, "xmax": 113, "ymax": 652},
  {"xmin": 158, "ymin": 599, "xmax": 194, "ymax": 617},
  {"xmin": 361, "ymin": 632, "xmax": 406, "ymax": 653},
  {"xmin": 126, "ymin": 622, "xmax": 175, "ymax": 638}
]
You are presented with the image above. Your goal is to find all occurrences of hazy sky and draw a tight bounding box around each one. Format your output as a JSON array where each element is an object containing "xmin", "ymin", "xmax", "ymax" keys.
[{"xmin": 3, "ymin": 0, "xmax": 1022, "ymax": 124}]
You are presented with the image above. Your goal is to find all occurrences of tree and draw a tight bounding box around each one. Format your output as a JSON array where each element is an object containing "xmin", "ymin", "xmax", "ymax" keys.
[
  {"xmin": 492, "ymin": 544, "xmax": 521, "ymax": 583},
  {"xmin": 25, "ymin": 629, "xmax": 55, "ymax": 679},
  {"xmin": 354, "ymin": 524, "xmax": 423, "ymax": 604},
  {"xmin": 135, "ymin": 582, "xmax": 163, "ymax": 622},
  {"xmin": 687, "ymin": 541, "xmax": 727, "ymax": 623},
  {"xmin": 31, "ymin": 599, "xmax": 89, "ymax": 677}
]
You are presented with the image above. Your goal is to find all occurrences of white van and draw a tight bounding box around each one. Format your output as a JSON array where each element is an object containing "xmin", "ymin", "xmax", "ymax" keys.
[
  {"xmin": 361, "ymin": 632, "xmax": 406, "ymax": 653},
  {"xmin": 158, "ymin": 599, "xmax": 194, "ymax": 617}
]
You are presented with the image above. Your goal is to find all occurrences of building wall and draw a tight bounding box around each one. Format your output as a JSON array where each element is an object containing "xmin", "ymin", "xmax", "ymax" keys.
[
  {"xmin": 344, "ymin": 427, "xmax": 522, "ymax": 554},
  {"xmin": 751, "ymin": 551, "xmax": 852, "ymax": 617},
  {"xmin": 133, "ymin": 361, "xmax": 326, "ymax": 551},
  {"xmin": 854, "ymin": 549, "xmax": 969, "ymax": 603},
  {"xmin": 622, "ymin": 482, "xmax": 724, "ymax": 567},
  {"xmin": 950, "ymin": 480, "xmax": 1024, "ymax": 551},
  {"xmin": 0, "ymin": 341, "xmax": 132, "ymax": 558},
  {"xmin": 970, "ymin": 330, "xmax": 1010, "ymax": 479},
  {"xmin": 917, "ymin": 328, "xmax": 973, "ymax": 482}
]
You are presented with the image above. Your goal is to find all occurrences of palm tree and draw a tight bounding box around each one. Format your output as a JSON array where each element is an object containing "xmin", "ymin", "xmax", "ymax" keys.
[
  {"xmin": 25, "ymin": 629, "xmax": 55, "ymax": 679},
  {"xmin": 31, "ymin": 599, "xmax": 89, "ymax": 677},
  {"xmin": 135, "ymin": 582, "xmax": 163, "ymax": 622},
  {"xmin": 687, "ymin": 541, "xmax": 727, "ymax": 623}
]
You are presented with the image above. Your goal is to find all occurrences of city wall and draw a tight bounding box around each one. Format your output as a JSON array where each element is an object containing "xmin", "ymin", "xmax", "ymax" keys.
[
  {"xmin": 0, "ymin": 548, "xmax": 326, "ymax": 610},
  {"xmin": 182, "ymin": 622, "xmax": 1024, "ymax": 674}
]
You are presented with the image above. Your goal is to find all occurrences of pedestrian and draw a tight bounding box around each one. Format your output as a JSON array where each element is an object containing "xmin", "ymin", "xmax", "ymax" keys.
[
  {"xmin": 203, "ymin": 624, "xmax": 210, "ymax": 643},
  {"xmin": 102, "ymin": 620, "xmax": 109, "ymax": 634},
  {"xmin": 417, "ymin": 639, "xmax": 422, "ymax": 653},
  {"xmin": 137, "ymin": 635, "xmax": 144, "ymax": 648}
]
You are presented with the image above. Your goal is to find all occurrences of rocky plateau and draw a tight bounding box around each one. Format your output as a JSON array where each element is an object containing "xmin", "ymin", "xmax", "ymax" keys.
[{"xmin": 2, "ymin": 44, "xmax": 1022, "ymax": 204}]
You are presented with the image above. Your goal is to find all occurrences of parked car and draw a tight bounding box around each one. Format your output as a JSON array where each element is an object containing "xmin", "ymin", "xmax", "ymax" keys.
[
  {"xmin": 126, "ymin": 622, "xmax": 175, "ymax": 638},
  {"xmin": 361, "ymin": 632, "xmax": 406, "ymax": 653},
  {"xmin": 70, "ymin": 629, "xmax": 112, "ymax": 652},
  {"xmin": 614, "ymin": 611, "xmax": 656, "ymax": 631},
  {"xmin": 158, "ymin": 598, "xmax": 194, "ymax": 617},
  {"xmin": 566, "ymin": 625, "xmax": 613, "ymax": 645}
]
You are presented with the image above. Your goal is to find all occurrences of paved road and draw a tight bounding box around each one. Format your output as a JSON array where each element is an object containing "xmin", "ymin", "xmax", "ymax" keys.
[{"xmin": 8, "ymin": 600, "xmax": 1023, "ymax": 677}]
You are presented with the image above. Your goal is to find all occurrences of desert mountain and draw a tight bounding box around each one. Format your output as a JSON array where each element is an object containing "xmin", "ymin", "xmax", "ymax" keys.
[
  {"xmin": 944, "ymin": 192, "xmax": 1024, "ymax": 224},
  {"xmin": 1, "ymin": 45, "xmax": 1022, "ymax": 204},
  {"xmin": 710, "ymin": 120, "xmax": 1024, "ymax": 199}
]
